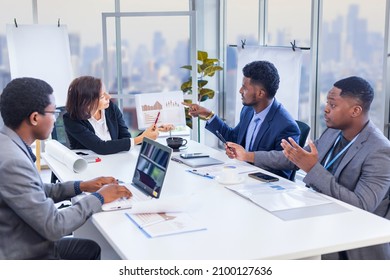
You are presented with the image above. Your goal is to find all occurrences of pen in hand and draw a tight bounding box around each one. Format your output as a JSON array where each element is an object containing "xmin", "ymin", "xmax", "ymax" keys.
[
  {"xmin": 154, "ymin": 111, "xmax": 161, "ymax": 126},
  {"xmin": 216, "ymin": 130, "xmax": 234, "ymax": 152}
]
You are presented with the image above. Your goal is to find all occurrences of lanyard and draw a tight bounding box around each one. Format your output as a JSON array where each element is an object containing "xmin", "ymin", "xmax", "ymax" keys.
[{"xmin": 323, "ymin": 132, "xmax": 359, "ymax": 170}]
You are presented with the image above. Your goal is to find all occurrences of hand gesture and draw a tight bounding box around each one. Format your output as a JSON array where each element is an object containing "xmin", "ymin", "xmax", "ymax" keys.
[
  {"xmin": 158, "ymin": 124, "xmax": 175, "ymax": 132},
  {"xmin": 96, "ymin": 183, "xmax": 132, "ymax": 204},
  {"xmin": 142, "ymin": 124, "xmax": 160, "ymax": 140},
  {"xmin": 182, "ymin": 102, "xmax": 211, "ymax": 118},
  {"xmin": 80, "ymin": 176, "xmax": 117, "ymax": 192},
  {"xmin": 225, "ymin": 142, "xmax": 248, "ymax": 161},
  {"xmin": 281, "ymin": 137, "xmax": 318, "ymax": 173}
]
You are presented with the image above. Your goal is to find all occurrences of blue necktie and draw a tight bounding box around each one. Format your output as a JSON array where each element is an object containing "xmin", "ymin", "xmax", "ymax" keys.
[{"xmin": 246, "ymin": 117, "xmax": 260, "ymax": 151}]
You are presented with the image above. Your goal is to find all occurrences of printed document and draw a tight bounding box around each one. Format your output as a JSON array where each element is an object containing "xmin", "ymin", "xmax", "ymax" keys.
[
  {"xmin": 125, "ymin": 212, "xmax": 206, "ymax": 238},
  {"xmin": 226, "ymin": 183, "xmax": 332, "ymax": 212}
]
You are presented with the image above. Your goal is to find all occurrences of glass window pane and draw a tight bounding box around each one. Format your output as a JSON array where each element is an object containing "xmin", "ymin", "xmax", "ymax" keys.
[
  {"xmin": 0, "ymin": 0, "xmax": 33, "ymax": 91},
  {"xmin": 268, "ymin": 0, "xmax": 312, "ymax": 127},
  {"xmin": 105, "ymin": 15, "xmax": 190, "ymax": 135},
  {"xmin": 226, "ymin": 0, "xmax": 259, "ymax": 45},
  {"xmin": 268, "ymin": 0, "xmax": 311, "ymax": 47},
  {"xmin": 320, "ymin": 0, "xmax": 386, "ymax": 134},
  {"xmin": 37, "ymin": 0, "xmax": 114, "ymax": 77},
  {"xmin": 120, "ymin": 0, "xmax": 189, "ymax": 12}
]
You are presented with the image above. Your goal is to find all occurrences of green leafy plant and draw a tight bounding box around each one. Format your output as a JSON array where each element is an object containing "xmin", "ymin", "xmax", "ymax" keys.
[
  {"xmin": 180, "ymin": 50, "xmax": 223, "ymax": 102},
  {"xmin": 180, "ymin": 50, "xmax": 223, "ymax": 128}
]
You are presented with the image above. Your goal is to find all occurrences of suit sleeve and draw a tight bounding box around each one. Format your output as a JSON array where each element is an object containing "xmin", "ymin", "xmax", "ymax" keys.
[
  {"xmin": 254, "ymin": 149, "xmax": 297, "ymax": 171},
  {"xmin": 304, "ymin": 140, "xmax": 390, "ymax": 212},
  {"xmin": 205, "ymin": 115, "xmax": 241, "ymax": 142},
  {"xmin": 0, "ymin": 154, "xmax": 102, "ymax": 241}
]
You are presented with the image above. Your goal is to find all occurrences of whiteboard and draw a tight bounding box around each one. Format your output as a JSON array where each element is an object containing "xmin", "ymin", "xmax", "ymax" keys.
[
  {"xmin": 235, "ymin": 46, "xmax": 302, "ymax": 122},
  {"xmin": 6, "ymin": 24, "xmax": 73, "ymax": 106}
]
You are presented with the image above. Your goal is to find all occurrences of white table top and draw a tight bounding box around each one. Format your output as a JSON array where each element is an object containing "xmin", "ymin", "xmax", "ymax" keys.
[{"xmin": 42, "ymin": 138, "xmax": 390, "ymax": 259}]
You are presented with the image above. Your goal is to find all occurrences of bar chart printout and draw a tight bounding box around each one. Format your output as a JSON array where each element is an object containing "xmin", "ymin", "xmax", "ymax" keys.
[{"xmin": 135, "ymin": 91, "xmax": 186, "ymax": 129}]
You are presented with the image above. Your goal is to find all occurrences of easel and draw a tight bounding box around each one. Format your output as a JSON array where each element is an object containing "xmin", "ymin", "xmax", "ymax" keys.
[{"xmin": 6, "ymin": 20, "xmax": 73, "ymax": 171}]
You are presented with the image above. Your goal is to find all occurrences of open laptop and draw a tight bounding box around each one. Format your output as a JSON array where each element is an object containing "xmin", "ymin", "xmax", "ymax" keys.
[{"xmin": 102, "ymin": 137, "xmax": 172, "ymax": 211}]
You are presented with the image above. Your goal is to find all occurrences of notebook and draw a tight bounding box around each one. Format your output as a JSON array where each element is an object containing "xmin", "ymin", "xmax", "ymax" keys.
[
  {"xmin": 171, "ymin": 155, "xmax": 224, "ymax": 168},
  {"xmin": 102, "ymin": 137, "xmax": 172, "ymax": 211}
]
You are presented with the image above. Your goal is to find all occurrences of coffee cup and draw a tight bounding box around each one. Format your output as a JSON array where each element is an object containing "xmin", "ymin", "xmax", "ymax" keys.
[
  {"xmin": 166, "ymin": 137, "xmax": 187, "ymax": 150},
  {"xmin": 219, "ymin": 166, "xmax": 241, "ymax": 183}
]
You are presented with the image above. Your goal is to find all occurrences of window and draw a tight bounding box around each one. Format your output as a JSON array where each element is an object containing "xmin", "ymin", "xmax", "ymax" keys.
[
  {"xmin": 268, "ymin": 0, "xmax": 312, "ymax": 126},
  {"xmin": 320, "ymin": 0, "xmax": 386, "ymax": 134},
  {"xmin": 0, "ymin": 0, "xmax": 33, "ymax": 91}
]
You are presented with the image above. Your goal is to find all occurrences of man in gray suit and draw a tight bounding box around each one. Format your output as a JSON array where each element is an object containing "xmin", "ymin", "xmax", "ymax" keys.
[
  {"xmin": 0, "ymin": 78, "xmax": 132, "ymax": 259},
  {"xmin": 226, "ymin": 76, "xmax": 390, "ymax": 259}
]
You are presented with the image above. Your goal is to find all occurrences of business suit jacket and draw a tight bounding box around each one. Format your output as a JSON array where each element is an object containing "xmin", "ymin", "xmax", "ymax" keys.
[
  {"xmin": 64, "ymin": 101, "xmax": 132, "ymax": 155},
  {"xmin": 0, "ymin": 126, "xmax": 102, "ymax": 259},
  {"xmin": 206, "ymin": 99, "xmax": 300, "ymax": 179},
  {"xmin": 254, "ymin": 121, "xmax": 390, "ymax": 259}
]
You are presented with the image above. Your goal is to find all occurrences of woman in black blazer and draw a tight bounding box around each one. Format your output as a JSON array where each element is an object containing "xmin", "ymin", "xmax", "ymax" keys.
[{"xmin": 63, "ymin": 76, "xmax": 173, "ymax": 155}]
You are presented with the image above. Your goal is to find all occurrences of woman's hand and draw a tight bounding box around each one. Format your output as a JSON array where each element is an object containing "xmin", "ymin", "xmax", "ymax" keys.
[{"xmin": 135, "ymin": 124, "xmax": 159, "ymax": 144}]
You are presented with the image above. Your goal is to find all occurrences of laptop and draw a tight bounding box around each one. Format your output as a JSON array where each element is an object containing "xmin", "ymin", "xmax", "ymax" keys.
[{"xmin": 102, "ymin": 137, "xmax": 173, "ymax": 211}]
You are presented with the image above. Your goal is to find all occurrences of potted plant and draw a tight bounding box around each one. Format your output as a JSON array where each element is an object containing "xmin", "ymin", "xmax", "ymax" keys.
[{"xmin": 180, "ymin": 50, "xmax": 223, "ymax": 128}]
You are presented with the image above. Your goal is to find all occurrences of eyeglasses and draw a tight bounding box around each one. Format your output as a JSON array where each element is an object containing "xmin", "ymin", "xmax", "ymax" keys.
[{"xmin": 44, "ymin": 109, "xmax": 61, "ymax": 119}]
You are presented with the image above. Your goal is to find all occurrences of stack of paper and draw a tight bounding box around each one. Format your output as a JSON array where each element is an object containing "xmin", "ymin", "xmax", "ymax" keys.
[
  {"xmin": 226, "ymin": 183, "xmax": 332, "ymax": 212},
  {"xmin": 125, "ymin": 212, "xmax": 206, "ymax": 238}
]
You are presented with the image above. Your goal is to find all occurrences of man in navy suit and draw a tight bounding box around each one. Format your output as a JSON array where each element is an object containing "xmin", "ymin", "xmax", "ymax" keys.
[{"xmin": 184, "ymin": 60, "xmax": 300, "ymax": 179}]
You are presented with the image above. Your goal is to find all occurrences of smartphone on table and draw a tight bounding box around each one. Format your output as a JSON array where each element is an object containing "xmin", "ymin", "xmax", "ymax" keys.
[
  {"xmin": 248, "ymin": 172, "xmax": 279, "ymax": 182},
  {"xmin": 180, "ymin": 153, "xmax": 210, "ymax": 159}
]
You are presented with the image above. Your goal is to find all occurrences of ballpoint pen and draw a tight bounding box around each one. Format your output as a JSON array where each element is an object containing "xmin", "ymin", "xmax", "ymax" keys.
[
  {"xmin": 186, "ymin": 169, "xmax": 215, "ymax": 179},
  {"xmin": 216, "ymin": 130, "xmax": 233, "ymax": 152},
  {"xmin": 154, "ymin": 111, "xmax": 161, "ymax": 126}
]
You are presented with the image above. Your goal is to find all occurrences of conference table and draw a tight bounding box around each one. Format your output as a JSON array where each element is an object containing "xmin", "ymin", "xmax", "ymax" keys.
[{"xmin": 42, "ymin": 138, "xmax": 390, "ymax": 260}]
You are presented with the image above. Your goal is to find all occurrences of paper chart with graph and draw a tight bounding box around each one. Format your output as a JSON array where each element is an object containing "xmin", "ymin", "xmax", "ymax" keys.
[{"xmin": 135, "ymin": 91, "xmax": 186, "ymax": 129}]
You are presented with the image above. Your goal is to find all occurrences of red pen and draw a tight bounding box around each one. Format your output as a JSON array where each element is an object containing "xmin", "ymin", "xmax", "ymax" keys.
[{"xmin": 154, "ymin": 111, "xmax": 161, "ymax": 125}]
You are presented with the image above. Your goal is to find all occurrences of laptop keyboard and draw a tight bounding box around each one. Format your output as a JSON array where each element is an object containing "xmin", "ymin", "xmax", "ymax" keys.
[{"xmin": 103, "ymin": 190, "xmax": 144, "ymax": 210}]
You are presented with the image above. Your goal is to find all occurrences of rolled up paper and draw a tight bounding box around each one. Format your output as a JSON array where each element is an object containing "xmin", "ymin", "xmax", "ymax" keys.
[{"xmin": 45, "ymin": 140, "xmax": 87, "ymax": 173}]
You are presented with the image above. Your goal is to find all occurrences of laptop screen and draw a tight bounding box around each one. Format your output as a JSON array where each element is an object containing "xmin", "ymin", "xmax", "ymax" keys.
[{"xmin": 132, "ymin": 137, "xmax": 172, "ymax": 198}]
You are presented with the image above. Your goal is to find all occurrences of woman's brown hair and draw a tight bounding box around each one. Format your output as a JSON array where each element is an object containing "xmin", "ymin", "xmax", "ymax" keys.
[{"xmin": 66, "ymin": 76, "xmax": 102, "ymax": 120}]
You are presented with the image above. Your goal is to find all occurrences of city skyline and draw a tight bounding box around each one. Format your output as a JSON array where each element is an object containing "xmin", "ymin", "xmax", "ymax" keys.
[{"xmin": 0, "ymin": 1, "xmax": 387, "ymax": 133}]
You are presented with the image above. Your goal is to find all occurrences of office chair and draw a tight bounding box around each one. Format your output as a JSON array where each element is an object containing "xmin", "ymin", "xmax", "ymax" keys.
[
  {"xmin": 51, "ymin": 106, "xmax": 70, "ymax": 148},
  {"xmin": 289, "ymin": 120, "xmax": 310, "ymax": 181},
  {"xmin": 50, "ymin": 106, "xmax": 70, "ymax": 183}
]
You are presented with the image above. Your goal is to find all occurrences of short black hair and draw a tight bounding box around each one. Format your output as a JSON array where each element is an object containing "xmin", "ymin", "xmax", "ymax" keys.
[
  {"xmin": 242, "ymin": 60, "xmax": 280, "ymax": 98},
  {"xmin": 0, "ymin": 77, "xmax": 53, "ymax": 129},
  {"xmin": 334, "ymin": 76, "xmax": 374, "ymax": 112}
]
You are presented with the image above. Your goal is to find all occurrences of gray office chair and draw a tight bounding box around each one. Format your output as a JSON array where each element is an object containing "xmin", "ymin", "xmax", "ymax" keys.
[
  {"xmin": 50, "ymin": 106, "xmax": 70, "ymax": 183},
  {"xmin": 51, "ymin": 106, "xmax": 70, "ymax": 148},
  {"xmin": 289, "ymin": 120, "xmax": 310, "ymax": 181}
]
